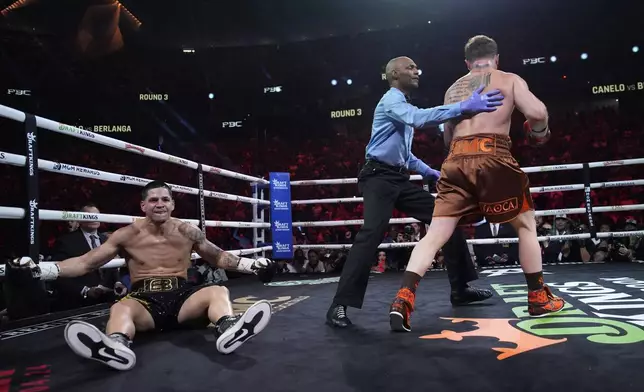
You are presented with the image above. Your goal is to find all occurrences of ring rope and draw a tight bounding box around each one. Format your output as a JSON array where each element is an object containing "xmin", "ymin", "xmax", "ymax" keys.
[
  {"xmin": 293, "ymin": 230, "xmax": 644, "ymax": 249},
  {"xmin": 288, "ymin": 158, "xmax": 644, "ymax": 186},
  {"xmin": 0, "ymin": 246, "xmax": 274, "ymax": 279},
  {"xmin": 0, "ymin": 103, "xmax": 268, "ymax": 184},
  {"xmin": 290, "ymin": 178, "xmax": 644, "ymax": 205},
  {"xmin": 0, "ymin": 206, "xmax": 271, "ymax": 229},
  {"xmin": 289, "ymin": 203, "xmax": 644, "ymax": 227},
  {"xmin": 0, "ymin": 151, "xmax": 270, "ymax": 205}
]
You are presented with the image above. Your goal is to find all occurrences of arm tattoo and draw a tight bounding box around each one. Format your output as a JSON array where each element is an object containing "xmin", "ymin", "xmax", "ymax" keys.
[
  {"xmin": 179, "ymin": 223, "xmax": 241, "ymax": 269},
  {"xmin": 181, "ymin": 223, "xmax": 206, "ymax": 243},
  {"xmin": 445, "ymin": 73, "xmax": 492, "ymax": 104}
]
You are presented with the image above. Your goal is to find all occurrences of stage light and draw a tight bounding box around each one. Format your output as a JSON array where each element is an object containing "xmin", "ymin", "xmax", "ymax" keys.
[
  {"xmin": 347, "ymin": 79, "xmax": 353, "ymax": 85},
  {"xmin": 581, "ymin": 53, "xmax": 588, "ymax": 60},
  {"xmin": 208, "ymin": 93, "xmax": 214, "ymax": 99},
  {"xmin": 418, "ymin": 69, "xmax": 423, "ymax": 75},
  {"xmin": 633, "ymin": 46, "xmax": 640, "ymax": 53},
  {"xmin": 427, "ymin": 21, "xmax": 431, "ymax": 24},
  {"xmin": 550, "ymin": 56, "xmax": 557, "ymax": 63},
  {"xmin": 562, "ymin": 75, "xmax": 567, "ymax": 79},
  {"xmin": 331, "ymin": 79, "xmax": 338, "ymax": 86}
]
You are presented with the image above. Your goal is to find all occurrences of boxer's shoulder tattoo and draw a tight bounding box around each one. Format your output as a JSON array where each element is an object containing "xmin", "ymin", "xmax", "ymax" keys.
[
  {"xmin": 178, "ymin": 222, "xmax": 241, "ymax": 268},
  {"xmin": 445, "ymin": 73, "xmax": 492, "ymax": 104},
  {"xmin": 178, "ymin": 222, "xmax": 206, "ymax": 243}
]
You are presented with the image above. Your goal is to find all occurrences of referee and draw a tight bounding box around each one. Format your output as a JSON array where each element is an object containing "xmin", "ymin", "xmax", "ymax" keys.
[{"xmin": 326, "ymin": 56, "xmax": 503, "ymax": 328}]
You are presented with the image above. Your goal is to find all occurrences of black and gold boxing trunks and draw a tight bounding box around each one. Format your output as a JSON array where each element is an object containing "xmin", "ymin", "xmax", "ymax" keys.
[{"xmin": 121, "ymin": 277, "xmax": 215, "ymax": 331}]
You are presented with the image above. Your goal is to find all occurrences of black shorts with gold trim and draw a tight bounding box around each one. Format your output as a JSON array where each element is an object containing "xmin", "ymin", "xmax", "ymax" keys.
[{"xmin": 121, "ymin": 277, "xmax": 215, "ymax": 332}]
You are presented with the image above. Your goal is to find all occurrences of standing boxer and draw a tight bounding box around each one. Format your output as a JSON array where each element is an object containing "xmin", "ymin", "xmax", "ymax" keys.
[
  {"xmin": 389, "ymin": 36, "xmax": 564, "ymax": 332},
  {"xmin": 326, "ymin": 56, "xmax": 504, "ymax": 328}
]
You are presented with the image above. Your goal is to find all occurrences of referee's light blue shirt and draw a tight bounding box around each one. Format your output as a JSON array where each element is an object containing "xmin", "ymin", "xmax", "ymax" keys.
[{"xmin": 365, "ymin": 87, "xmax": 463, "ymax": 177}]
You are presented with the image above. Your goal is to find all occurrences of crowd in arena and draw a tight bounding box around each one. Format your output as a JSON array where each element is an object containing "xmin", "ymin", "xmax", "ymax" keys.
[{"xmin": 2, "ymin": 105, "xmax": 643, "ymax": 280}]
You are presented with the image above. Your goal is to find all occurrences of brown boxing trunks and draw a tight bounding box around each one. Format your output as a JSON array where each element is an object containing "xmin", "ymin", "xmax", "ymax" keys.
[{"xmin": 433, "ymin": 133, "xmax": 534, "ymax": 225}]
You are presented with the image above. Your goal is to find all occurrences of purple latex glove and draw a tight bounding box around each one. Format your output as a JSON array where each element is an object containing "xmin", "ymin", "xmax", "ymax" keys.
[
  {"xmin": 460, "ymin": 85, "xmax": 504, "ymax": 114},
  {"xmin": 425, "ymin": 168, "xmax": 441, "ymax": 180}
]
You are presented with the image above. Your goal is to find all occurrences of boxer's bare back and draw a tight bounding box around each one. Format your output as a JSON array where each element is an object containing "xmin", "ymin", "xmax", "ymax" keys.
[{"xmin": 442, "ymin": 69, "xmax": 547, "ymax": 146}]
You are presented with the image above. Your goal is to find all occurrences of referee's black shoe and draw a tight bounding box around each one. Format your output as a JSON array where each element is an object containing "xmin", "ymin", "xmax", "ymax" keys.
[
  {"xmin": 326, "ymin": 304, "xmax": 351, "ymax": 328},
  {"xmin": 450, "ymin": 286, "xmax": 493, "ymax": 306}
]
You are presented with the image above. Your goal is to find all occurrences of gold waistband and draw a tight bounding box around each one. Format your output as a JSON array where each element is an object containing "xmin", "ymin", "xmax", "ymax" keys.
[
  {"xmin": 133, "ymin": 277, "xmax": 181, "ymax": 293},
  {"xmin": 448, "ymin": 134, "xmax": 512, "ymax": 157}
]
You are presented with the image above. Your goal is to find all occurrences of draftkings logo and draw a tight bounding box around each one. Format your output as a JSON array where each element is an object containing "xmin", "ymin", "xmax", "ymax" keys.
[
  {"xmin": 273, "ymin": 221, "xmax": 290, "ymax": 232},
  {"xmin": 419, "ymin": 278, "xmax": 644, "ymax": 359},
  {"xmin": 272, "ymin": 199, "xmax": 289, "ymax": 211},
  {"xmin": 61, "ymin": 211, "xmax": 99, "ymax": 221},
  {"xmin": 168, "ymin": 156, "xmax": 190, "ymax": 165},
  {"xmin": 26, "ymin": 132, "xmax": 36, "ymax": 176},
  {"xmin": 271, "ymin": 179, "xmax": 288, "ymax": 190},
  {"xmin": 28, "ymin": 199, "xmax": 38, "ymax": 245},
  {"xmin": 274, "ymin": 242, "xmax": 291, "ymax": 252},
  {"xmin": 58, "ymin": 123, "xmax": 96, "ymax": 139}
]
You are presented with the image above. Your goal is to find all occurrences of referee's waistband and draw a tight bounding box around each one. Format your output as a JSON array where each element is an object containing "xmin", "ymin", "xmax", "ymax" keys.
[{"xmin": 365, "ymin": 158, "xmax": 408, "ymax": 173}]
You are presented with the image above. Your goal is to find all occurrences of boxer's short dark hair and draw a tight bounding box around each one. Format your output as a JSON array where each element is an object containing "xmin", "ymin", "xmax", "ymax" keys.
[
  {"xmin": 464, "ymin": 35, "xmax": 498, "ymax": 62},
  {"xmin": 142, "ymin": 180, "xmax": 173, "ymax": 200}
]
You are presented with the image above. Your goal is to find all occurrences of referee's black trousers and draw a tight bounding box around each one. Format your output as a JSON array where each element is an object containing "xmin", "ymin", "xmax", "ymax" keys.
[{"xmin": 333, "ymin": 161, "xmax": 478, "ymax": 309}]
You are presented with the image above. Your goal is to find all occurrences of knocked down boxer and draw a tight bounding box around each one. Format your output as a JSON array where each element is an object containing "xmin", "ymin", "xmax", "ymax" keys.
[
  {"xmin": 14, "ymin": 180, "xmax": 274, "ymax": 370},
  {"xmin": 389, "ymin": 35, "xmax": 564, "ymax": 332}
]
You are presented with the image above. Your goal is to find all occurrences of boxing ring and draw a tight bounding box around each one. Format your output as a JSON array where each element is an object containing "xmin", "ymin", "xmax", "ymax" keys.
[{"xmin": 2, "ymin": 102, "xmax": 644, "ymax": 391}]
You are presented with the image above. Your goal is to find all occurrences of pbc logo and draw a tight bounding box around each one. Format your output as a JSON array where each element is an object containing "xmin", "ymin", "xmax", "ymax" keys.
[
  {"xmin": 522, "ymin": 57, "xmax": 545, "ymax": 65},
  {"xmin": 7, "ymin": 89, "xmax": 31, "ymax": 96},
  {"xmin": 222, "ymin": 121, "xmax": 243, "ymax": 128},
  {"xmin": 264, "ymin": 86, "xmax": 282, "ymax": 93}
]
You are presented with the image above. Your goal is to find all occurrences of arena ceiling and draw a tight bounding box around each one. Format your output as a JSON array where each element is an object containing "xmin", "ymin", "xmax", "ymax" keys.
[{"xmin": 0, "ymin": 0, "xmax": 638, "ymax": 49}]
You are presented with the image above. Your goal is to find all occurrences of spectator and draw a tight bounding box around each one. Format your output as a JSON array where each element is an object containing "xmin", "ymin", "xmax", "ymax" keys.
[
  {"xmin": 304, "ymin": 250, "xmax": 325, "ymax": 273},
  {"xmin": 473, "ymin": 220, "xmax": 519, "ymax": 266},
  {"xmin": 49, "ymin": 203, "xmax": 125, "ymax": 311}
]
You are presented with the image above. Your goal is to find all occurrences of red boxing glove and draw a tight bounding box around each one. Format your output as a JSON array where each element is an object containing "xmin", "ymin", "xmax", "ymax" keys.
[{"xmin": 523, "ymin": 120, "xmax": 550, "ymax": 146}]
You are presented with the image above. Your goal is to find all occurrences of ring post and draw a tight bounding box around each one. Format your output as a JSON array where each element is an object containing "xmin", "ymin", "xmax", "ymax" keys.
[
  {"xmin": 252, "ymin": 184, "xmax": 259, "ymax": 250},
  {"xmin": 198, "ymin": 163, "xmax": 227, "ymax": 283},
  {"xmin": 269, "ymin": 173, "xmax": 293, "ymax": 259},
  {"xmin": 252, "ymin": 183, "xmax": 267, "ymax": 258},
  {"xmin": 582, "ymin": 163, "xmax": 597, "ymax": 238},
  {"xmin": 260, "ymin": 187, "xmax": 267, "ymax": 258},
  {"xmin": 422, "ymin": 178, "xmax": 433, "ymax": 233},
  {"xmin": 5, "ymin": 113, "xmax": 48, "ymax": 319},
  {"xmin": 25, "ymin": 114, "xmax": 40, "ymax": 263},
  {"xmin": 197, "ymin": 163, "xmax": 206, "ymax": 234}
]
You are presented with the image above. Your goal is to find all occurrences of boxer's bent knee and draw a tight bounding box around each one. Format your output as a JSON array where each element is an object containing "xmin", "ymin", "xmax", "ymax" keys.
[
  {"xmin": 178, "ymin": 285, "xmax": 230, "ymax": 324},
  {"xmin": 109, "ymin": 299, "xmax": 155, "ymax": 333}
]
